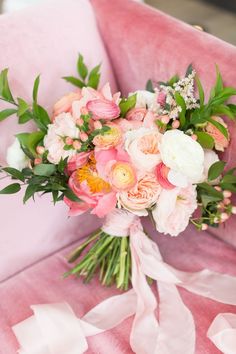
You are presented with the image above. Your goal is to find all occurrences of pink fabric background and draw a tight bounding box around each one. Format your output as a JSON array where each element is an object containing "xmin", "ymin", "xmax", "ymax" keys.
[
  {"xmin": 91, "ymin": 0, "xmax": 236, "ymax": 248},
  {"xmin": 0, "ymin": 0, "xmax": 116, "ymax": 281},
  {"xmin": 0, "ymin": 0, "xmax": 236, "ymax": 353}
]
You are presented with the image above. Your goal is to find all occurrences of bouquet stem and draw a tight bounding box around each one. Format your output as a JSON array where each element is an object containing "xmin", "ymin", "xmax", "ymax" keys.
[{"xmin": 65, "ymin": 230, "xmax": 132, "ymax": 290}]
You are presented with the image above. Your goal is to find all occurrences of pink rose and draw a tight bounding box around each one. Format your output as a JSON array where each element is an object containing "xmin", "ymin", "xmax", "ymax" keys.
[
  {"xmin": 53, "ymin": 91, "xmax": 81, "ymax": 120},
  {"xmin": 126, "ymin": 108, "xmax": 147, "ymax": 121},
  {"xmin": 152, "ymin": 184, "xmax": 197, "ymax": 236},
  {"xmin": 206, "ymin": 116, "xmax": 230, "ymax": 151},
  {"xmin": 118, "ymin": 173, "xmax": 162, "ymax": 216}
]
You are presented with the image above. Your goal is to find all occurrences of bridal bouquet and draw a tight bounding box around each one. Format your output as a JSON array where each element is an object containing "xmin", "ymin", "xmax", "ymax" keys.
[{"xmin": 1, "ymin": 56, "xmax": 236, "ymax": 291}]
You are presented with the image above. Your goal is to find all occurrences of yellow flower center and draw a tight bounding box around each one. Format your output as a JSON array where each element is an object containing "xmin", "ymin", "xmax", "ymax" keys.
[{"xmin": 76, "ymin": 155, "xmax": 111, "ymax": 194}]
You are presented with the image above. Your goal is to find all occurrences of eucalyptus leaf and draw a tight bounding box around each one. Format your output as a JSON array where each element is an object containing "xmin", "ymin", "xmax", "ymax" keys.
[{"xmin": 33, "ymin": 164, "xmax": 56, "ymax": 177}]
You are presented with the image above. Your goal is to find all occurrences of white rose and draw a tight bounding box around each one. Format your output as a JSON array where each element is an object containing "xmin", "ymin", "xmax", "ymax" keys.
[
  {"xmin": 6, "ymin": 138, "xmax": 29, "ymax": 171},
  {"xmin": 133, "ymin": 90, "xmax": 158, "ymax": 110},
  {"xmin": 202, "ymin": 149, "xmax": 220, "ymax": 183},
  {"xmin": 125, "ymin": 127, "xmax": 162, "ymax": 172},
  {"xmin": 160, "ymin": 130, "xmax": 204, "ymax": 184},
  {"xmin": 152, "ymin": 184, "xmax": 197, "ymax": 237},
  {"xmin": 44, "ymin": 112, "xmax": 79, "ymax": 164}
]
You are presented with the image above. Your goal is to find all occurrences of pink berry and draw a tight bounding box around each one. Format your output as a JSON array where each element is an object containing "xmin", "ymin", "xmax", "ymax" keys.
[
  {"xmin": 36, "ymin": 146, "xmax": 45, "ymax": 155},
  {"xmin": 94, "ymin": 120, "xmax": 102, "ymax": 130},
  {"xmin": 221, "ymin": 212, "xmax": 229, "ymax": 222},
  {"xmin": 161, "ymin": 115, "xmax": 170, "ymax": 124},
  {"xmin": 223, "ymin": 190, "xmax": 232, "ymax": 198},
  {"xmin": 214, "ymin": 186, "xmax": 222, "ymax": 192},
  {"xmin": 191, "ymin": 134, "xmax": 198, "ymax": 141},
  {"xmin": 217, "ymin": 202, "xmax": 224, "ymax": 209},
  {"xmin": 81, "ymin": 107, "xmax": 89, "ymax": 115},
  {"xmin": 76, "ymin": 118, "xmax": 84, "ymax": 127},
  {"xmin": 80, "ymin": 132, "xmax": 88, "ymax": 142},
  {"xmin": 231, "ymin": 206, "xmax": 236, "ymax": 215},
  {"xmin": 34, "ymin": 158, "xmax": 42, "ymax": 165},
  {"xmin": 65, "ymin": 137, "xmax": 73, "ymax": 145},
  {"xmin": 171, "ymin": 120, "xmax": 180, "ymax": 129},
  {"xmin": 73, "ymin": 140, "xmax": 81, "ymax": 150},
  {"xmin": 223, "ymin": 198, "xmax": 231, "ymax": 206},
  {"xmin": 201, "ymin": 223, "xmax": 208, "ymax": 231}
]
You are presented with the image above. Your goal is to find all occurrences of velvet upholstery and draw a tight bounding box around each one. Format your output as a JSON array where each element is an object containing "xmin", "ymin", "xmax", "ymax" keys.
[
  {"xmin": 1, "ymin": 224, "xmax": 236, "ymax": 354},
  {"xmin": 0, "ymin": 0, "xmax": 116, "ymax": 281},
  {"xmin": 0, "ymin": 1, "xmax": 236, "ymax": 353},
  {"xmin": 91, "ymin": 0, "xmax": 236, "ymax": 248}
]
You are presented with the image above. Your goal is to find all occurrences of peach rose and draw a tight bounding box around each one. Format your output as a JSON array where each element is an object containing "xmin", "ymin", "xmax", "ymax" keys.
[
  {"xmin": 93, "ymin": 123, "xmax": 122, "ymax": 149},
  {"xmin": 108, "ymin": 162, "xmax": 137, "ymax": 191},
  {"xmin": 118, "ymin": 173, "xmax": 162, "ymax": 216},
  {"xmin": 125, "ymin": 127, "xmax": 162, "ymax": 172},
  {"xmin": 206, "ymin": 116, "xmax": 230, "ymax": 151},
  {"xmin": 53, "ymin": 91, "xmax": 81, "ymax": 119},
  {"xmin": 152, "ymin": 184, "xmax": 197, "ymax": 236}
]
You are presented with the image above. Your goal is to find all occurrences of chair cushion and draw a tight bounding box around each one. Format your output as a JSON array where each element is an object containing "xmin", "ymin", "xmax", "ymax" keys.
[
  {"xmin": 0, "ymin": 223, "xmax": 236, "ymax": 354},
  {"xmin": 0, "ymin": 0, "xmax": 117, "ymax": 281},
  {"xmin": 91, "ymin": 0, "xmax": 236, "ymax": 248}
]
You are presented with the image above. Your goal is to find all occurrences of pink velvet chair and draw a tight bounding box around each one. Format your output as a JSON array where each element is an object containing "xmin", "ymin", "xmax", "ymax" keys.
[{"xmin": 0, "ymin": 0, "xmax": 236, "ymax": 353}]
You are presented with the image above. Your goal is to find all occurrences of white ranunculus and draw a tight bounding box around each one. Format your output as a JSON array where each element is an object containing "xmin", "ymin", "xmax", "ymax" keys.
[
  {"xmin": 44, "ymin": 112, "xmax": 79, "ymax": 164},
  {"xmin": 160, "ymin": 130, "xmax": 204, "ymax": 184},
  {"xmin": 133, "ymin": 90, "xmax": 158, "ymax": 110},
  {"xmin": 202, "ymin": 149, "xmax": 220, "ymax": 182},
  {"xmin": 6, "ymin": 138, "xmax": 29, "ymax": 170},
  {"xmin": 125, "ymin": 127, "xmax": 162, "ymax": 172}
]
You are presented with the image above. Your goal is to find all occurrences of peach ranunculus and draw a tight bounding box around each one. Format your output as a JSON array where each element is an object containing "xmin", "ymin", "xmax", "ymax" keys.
[
  {"xmin": 118, "ymin": 173, "xmax": 162, "ymax": 216},
  {"xmin": 125, "ymin": 127, "xmax": 162, "ymax": 172},
  {"xmin": 53, "ymin": 91, "xmax": 81, "ymax": 120},
  {"xmin": 108, "ymin": 161, "xmax": 137, "ymax": 191},
  {"xmin": 72, "ymin": 82, "xmax": 121, "ymax": 121},
  {"xmin": 126, "ymin": 108, "xmax": 147, "ymax": 121},
  {"xmin": 206, "ymin": 116, "xmax": 230, "ymax": 151},
  {"xmin": 93, "ymin": 123, "xmax": 122, "ymax": 149},
  {"xmin": 152, "ymin": 184, "xmax": 197, "ymax": 236}
]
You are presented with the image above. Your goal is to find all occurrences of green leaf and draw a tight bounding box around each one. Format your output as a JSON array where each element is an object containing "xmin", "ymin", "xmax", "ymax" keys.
[
  {"xmin": 190, "ymin": 108, "xmax": 207, "ymax": 125},
  {"xmin": 227, "ymin": 104, "xmax": 236, "ymax": 116},
  {"xmin": 195, "ymin": 75, "xmax": 205, "ymax": 107},
  {"xmin": 18, "ymin": 112, "xmax": 32, "ymax": 124},
  {"xmin": 23, "ymin": 184, "xmax": 38, "ymax": 203},
  {"xmin": 63, "ymin": 76, "xmax": 85, "ymax": 88},
  {"xmin": 0, "ymin": 108, "xmax": 17, "ymax": 121},
  {"xmin": 214, "ymin": 65, "xmax": 223, "ymax": 96},
  {"xmin": 211, "ymin": 104, "xmax": 235, "ymax": 119},
  {"xmin": 220, "ymin": 183, "xmax": 236, "ymax": 193},
  {"xmin": 207, "ymin": 117, "xmax": 228, "ymax": 139},
  {"xmin": 33, "ymin": 75, "xmax": 40, "ymax": 103},
  {"xmin": 197, "ymin": 182, "xmax": 223, "ymax": 198},
  {"xmin": 52, "ymin": 190, "xmax": 59, "ymax": 205},
  {"xmin": 0, "ymin": 183, "xmax": 21, "ymax": 194},
  {"xmin": 201, "ymin": 194, "xmax": 221, "ymax": 208},
  {"xmin": 17, "ymin": 98, "xmax": 29, "ymax": 117},
  {"xmin": 34, "ymin": 104, "xmax": 50, "ymax": 127},
  {"xmin": 58, "ymin": 157, "xmax": 68, "ymax": 173},
  {"xmin": 0, "ymin": 68, "xmax": 15, "ymax": 102},
  {"xmin": 168, "ymin": 75, "xmax": 179, "ymax": 86},
  {"xmin": 3, "ymin": 167, "xmax": 25, "ymax": 182},
  {"xmin": 119, "ymin": 94, "xmax": 137, "ymax": 117},
  {"xmin": 87, "ymin": 64, "xmax": 101, "ymax": 89},
  {"xmin": 195, "ymin": 131, "xmax": 214, "ymax": 149},
  {"xmin": 210, "ymin": 87, "xmax": 236, "ymax": 106},
  {"xmin": 221, "ymin": 174, "xmax": 236, "ymax": 184},
  {"xmin": 174, "ymin": 92, "xmax": 186, "ymax": 127},
  {"xmin": 63, "ymin": 188, "xmax": 81, "ymax": 202},
  {"xmin": 145, "ymin": 79, "xmax": 154, "ymax": 93},
  {"xmin": 208, "ymin": 161, "xmax": 226, "ymax": 181},
  {"xmin": 33, "ymin": 164, "xmax": 56, "ymax": 177},
  {"xmin": 77, "ymin": 54, "xmax": 88, "ymax": 80},
  {"xmin": 16, "ymin": 131, "xmax": 45, "ymax": 157},
  {"xmin": 185, "ymin": 64, "xmax": 193, "ymax": 76}
]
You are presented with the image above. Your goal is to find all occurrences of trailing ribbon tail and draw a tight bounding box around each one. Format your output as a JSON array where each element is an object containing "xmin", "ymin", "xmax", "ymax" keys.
[{"xmin": 12, "ymin": 210, "xmax": 236, "ymax": 354}]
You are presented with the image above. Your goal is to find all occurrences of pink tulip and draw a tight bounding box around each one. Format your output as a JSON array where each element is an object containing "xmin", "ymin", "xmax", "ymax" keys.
[{"xmin": 86, "ymin": 99, "xmax": 120, "ymax": 120}]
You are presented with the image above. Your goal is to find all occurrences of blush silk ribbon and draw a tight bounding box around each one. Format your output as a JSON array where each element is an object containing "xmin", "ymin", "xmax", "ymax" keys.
[{"xmin": 13, "ymin": 210, "xmax": 236, "ymax": 354}]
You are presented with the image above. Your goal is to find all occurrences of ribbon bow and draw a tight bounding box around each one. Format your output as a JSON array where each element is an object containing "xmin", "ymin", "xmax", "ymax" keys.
[{"xmin": 13, "ymin": 210, "xmax": 236, "ymax": 354}]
